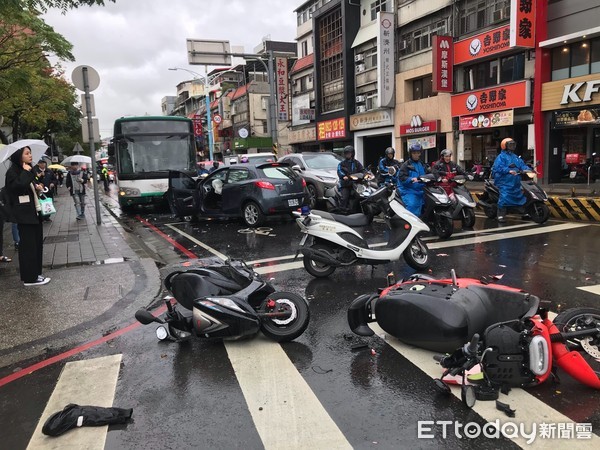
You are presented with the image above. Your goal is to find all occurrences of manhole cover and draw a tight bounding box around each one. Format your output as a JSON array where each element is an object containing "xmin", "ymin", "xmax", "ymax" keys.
[{"xmin": 44, "ymin": 234, "xmax": 80, "ymax": 244}]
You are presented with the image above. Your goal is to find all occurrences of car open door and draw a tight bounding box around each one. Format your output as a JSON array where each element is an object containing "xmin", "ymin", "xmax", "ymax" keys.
[{"xmin": 168, "ymin": 170, "xmax": 200, "ymax": 217}]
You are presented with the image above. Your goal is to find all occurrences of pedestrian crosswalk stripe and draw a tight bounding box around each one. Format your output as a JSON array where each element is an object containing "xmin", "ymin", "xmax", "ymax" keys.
[
  {"xmin": 27, "ymin": 354, "xmax": 122, "ymax": 450},
  {"xmin": 576, "ymin": 284, "xmax": 600, "ymax": 296},
  {"xmin": 224, "ymin": 336, "xmax": 352, "ymax": 449}
]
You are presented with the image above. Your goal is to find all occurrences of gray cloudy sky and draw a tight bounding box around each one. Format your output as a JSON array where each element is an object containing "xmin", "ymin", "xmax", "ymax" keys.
[{"xmin": 43, "ymin": 0, "xmax": 301, "ymax": 138}]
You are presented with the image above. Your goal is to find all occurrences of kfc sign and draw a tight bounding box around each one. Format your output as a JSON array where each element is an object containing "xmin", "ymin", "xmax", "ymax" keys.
[{"xmin": 561, "ymin": 79, "xmax": 600, "ymax": 105}]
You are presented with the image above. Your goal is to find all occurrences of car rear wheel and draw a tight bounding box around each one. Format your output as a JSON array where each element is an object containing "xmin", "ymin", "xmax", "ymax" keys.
[
  {"xmin": 242, "ymin": 201, "xmax": 265, "ymax": 227},
  {"xmin": 306, "ymin": 184, "xmax": 318, "ymax": 209}
]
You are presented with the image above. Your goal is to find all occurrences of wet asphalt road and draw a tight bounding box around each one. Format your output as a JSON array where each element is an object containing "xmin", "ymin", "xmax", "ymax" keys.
[{"xmin": 2, "ymin": 206, "xmax": 600, "ymax": 449}]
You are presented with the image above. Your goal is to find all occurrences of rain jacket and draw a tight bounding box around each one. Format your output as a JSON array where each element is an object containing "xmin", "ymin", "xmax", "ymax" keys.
[
  {"xmin": 492, "ymin": 150, "xmax": 529, "ymax": 208},
  {"xmin": 378, "ymin": 156, "xmax": 401, "ymax": 186},
  {"xmin": 397, "ymin": 159, "xmax": 428, "ymax": 216},
  {"xmin": 337, "ymin": 158, "xmax": 364, "ymax": 188},
  {"xmin": 432, "ymin": 160, "xmax": 466, "ymax": 195}
]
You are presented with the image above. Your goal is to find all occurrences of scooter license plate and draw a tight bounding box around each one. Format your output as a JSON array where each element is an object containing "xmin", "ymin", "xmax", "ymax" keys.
[
  {"xmin": 288, "ymin": 198, "xmax": 299, "ymax": 207},
  {"xmin": 299, "ymin": 233, "xmax": 308, "ymax": 246}
]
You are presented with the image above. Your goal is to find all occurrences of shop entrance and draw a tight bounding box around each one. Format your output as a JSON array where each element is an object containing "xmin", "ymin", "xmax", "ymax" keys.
[{"xmin": 363, "ymin": 134, "xmax": 392, "ymax": 170}]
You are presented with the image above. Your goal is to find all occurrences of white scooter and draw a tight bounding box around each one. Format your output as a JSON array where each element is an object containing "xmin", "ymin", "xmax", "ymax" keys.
[{"xmin": 293, "ymin": 184, "xmax": 431, "ymax": 278}]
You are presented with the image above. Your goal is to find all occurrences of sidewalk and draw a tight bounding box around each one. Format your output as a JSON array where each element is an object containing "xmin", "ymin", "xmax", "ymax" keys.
[{"xmin": 0, "ymin": 183, "xmax": 162, "ymax": 370}]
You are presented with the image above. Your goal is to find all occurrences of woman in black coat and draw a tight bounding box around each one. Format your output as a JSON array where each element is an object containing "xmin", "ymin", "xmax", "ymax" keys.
[{"xmin": 4, "ymin": 146, "xmax": 51, "ymax": 286}]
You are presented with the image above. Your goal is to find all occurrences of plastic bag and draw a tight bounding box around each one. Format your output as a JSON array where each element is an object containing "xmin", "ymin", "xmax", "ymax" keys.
[{"xmin": 39, "ymin": 194, "xmax": 56, "ymax": 217}]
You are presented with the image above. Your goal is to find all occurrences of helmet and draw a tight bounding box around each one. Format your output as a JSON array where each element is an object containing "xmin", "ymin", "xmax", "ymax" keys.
[
  {"xmin": 343, "ymin": 145, "xmax": 355, "ymax": 158},
  {"xmin": 501, "ymin": 138, "xmax": 516, "ymax": 151},
  {"xmin": 440, "ymin": 149, "xmax": 452, "ymax": 158},
  {"xmin": 240, "ymin": 156, "xmax": 249, "ymax": 163},
  {"xmin": 409, "ymin": 143, "xmax": 422, "ymax": 153},
  {"xmin": 385, "ymin": 147, "xmax": 395, "ymax": 157}
]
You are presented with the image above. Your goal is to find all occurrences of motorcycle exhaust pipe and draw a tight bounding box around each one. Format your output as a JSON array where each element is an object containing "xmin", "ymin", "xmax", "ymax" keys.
[{"xmin": 300, "ymin": 248, "xmax": 342, "ymax": 267}]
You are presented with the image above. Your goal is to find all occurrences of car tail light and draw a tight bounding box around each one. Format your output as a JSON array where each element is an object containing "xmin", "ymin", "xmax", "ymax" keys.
[
  {"xmin": 255, "ymin": 180, "xmax": 275, "ymax": 190},
  {"xmin": 301, "ymin": 178, "xmax": 306, "ymax": 188}
]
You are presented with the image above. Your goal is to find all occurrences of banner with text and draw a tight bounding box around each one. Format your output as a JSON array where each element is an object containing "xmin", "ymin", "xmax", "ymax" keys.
[
  {"xmin": 432, "ymin": 35, "xmax": 453, "ymax": 93},
  {"xmin": 276, "ymin": 57, "xmax": 289, "ymax": 121},
  {"xmin": 510, "ymin": 0, "xmax": 536, "ymax": 48}
]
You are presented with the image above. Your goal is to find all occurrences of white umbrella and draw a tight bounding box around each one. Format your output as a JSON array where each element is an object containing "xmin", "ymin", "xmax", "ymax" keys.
[
  {"xmin": 0, "ymin": 139, "xmax": 48, "ymax": 165},
  {"xmin": 62, "ymin": 154, "xmax": 92, "ymax": 165}
]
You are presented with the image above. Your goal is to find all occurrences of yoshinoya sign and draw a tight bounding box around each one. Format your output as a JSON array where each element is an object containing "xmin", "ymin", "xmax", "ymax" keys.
[
  {"xmin": 454, "ymin": 25, "xmax": 511, "ymax": 65},
  {"xmin": 451, "ymin": 80, "xmax": 530, "ymax": 117},
  {"xmin": 541, "ymin": 74, "xmax": 600, "ymax": 111},
  {"xmin": 509, "ymin": 0, "xmax": 536, "ymax": 48},
  {"xmin": 399, "ymin": 115, "xmax": 439, "ymax": 135}
]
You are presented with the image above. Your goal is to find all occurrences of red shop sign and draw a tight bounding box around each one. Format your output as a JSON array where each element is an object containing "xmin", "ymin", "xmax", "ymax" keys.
[
  {"xmin": 451, "ymin": 81, "xmax": 530, "ymax": 117},
  {"xmin": 432, "ymin": 35, "xmax": 453, "ymax": 93}
]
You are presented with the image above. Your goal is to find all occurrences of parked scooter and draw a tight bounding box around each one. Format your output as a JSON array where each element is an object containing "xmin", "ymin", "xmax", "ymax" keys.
[
  {"xmin": 477, "ymin": 167, "xmax": 549, "ymax": 223},
  {"xmin": 294, "ymin": 183, "xmax": 430, "ymax": 278},
  {"xmin": 418, "ymin": 174, "xmax": 455, "ymax": 239},
  {"xmin": 135, "ymin": 259, "xmax": 310, "ymax": 343},
  {"xmin": 434, "ymin": 301, "xmax": 600, "ymax": 407},
  {"xmin": 443, "ymin": 174, "xmax": 477, "ymax": 229},
  {"xmin": 324, "ymin": 170, "xmax": 379, "ymax": 218}
]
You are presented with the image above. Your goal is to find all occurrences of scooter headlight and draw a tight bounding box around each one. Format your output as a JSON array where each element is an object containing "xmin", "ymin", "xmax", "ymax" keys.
[
  {"xmin": 528, "ymin": 335, "xmax": 550, "ymax": 376},
  {"xmin": 433, "ymin": 192, "xmax": 449, "ymax": 203},
  {"xmin": 356, "ymin": 184, "xmax": 366, "ymax": 194},
  {"xmin": 456, "ymin": 194, "xmax": 476, "ymax": 208},
  {"xmin": 156, "ymin": 326, "xmax": 168, "ymax": 340},
  {"xmin": 205, "ymin": 297, "xmax": 245, "ymax": 313}
]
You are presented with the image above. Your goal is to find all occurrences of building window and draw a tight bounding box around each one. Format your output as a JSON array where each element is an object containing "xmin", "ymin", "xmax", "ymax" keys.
[
  {"xmin": 400, "ymin": 19, "xmax": 448, "ymax": 55},
  {"xmin": 459, "ymin": 0, "xmax": 510, "ymax": 35},
  {"xmin": 499, "ymin": 54, "xmax": 525, "ymax": 83},
  {"xmin": 262, "ymin": 120, "xmax": 268, "ymax": 134},
  {"xmin": 461, "ymin": 53, "xmax": 524, "ymax": 91},
  {"xmin": 302, "ymin": 40, "xmax": 309, "ymax": 57},
  {"xmin": 412, "ymin": 76, "xmax": 435, "ymax": 100},
  {"xmin": 261, "ymin": 97, "xmax": 268, "ymax": 110},
  {"xmin": 551, "ymin": 38, "xmax": 600, "ymax": 81},
  {"xmin": 370, "ymin": 0, "xmax": 389, "ymax": 21},
  {"xmin": 319, "ymin": 7, "xmax": 344, "ymax": 113}
]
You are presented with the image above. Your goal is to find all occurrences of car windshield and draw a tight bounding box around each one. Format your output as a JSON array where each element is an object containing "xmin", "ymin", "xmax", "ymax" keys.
[
  {"xmin": 303, "ymin": 153, "xmax": 342, "ymax": 170},
  {"xmin": 260, "ymin": 166, "xmax": 296, "ymax": 180}
]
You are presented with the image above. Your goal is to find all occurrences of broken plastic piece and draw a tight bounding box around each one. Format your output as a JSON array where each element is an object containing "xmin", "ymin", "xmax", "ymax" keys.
[{"xmin": 496, "ymin": 400, "xmax": 516, "ymax": 418}]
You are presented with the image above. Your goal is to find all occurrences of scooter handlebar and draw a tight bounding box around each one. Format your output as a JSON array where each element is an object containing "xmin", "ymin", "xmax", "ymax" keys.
[{"xmin": 465, "ymin": 333, "xmax": 479, "ymax": 357}]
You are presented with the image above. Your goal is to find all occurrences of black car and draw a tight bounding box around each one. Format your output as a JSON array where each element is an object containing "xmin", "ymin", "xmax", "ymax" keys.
[{"xmin": 168, "ymin": 163, "xmax": 306, "ymax": 227}]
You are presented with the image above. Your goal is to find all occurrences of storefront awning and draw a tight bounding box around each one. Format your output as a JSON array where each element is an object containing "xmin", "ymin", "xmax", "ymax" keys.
[{"xmin": 352, "ymin": 22, "xmax": 377, "ymax": 48}]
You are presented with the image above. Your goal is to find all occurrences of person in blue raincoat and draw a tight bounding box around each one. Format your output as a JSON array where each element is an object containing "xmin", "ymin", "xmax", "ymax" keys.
[
  {"xmin": 398, "ymin": 143, "xmax": 428, "ymax": 216},
  {"xmin": 337, "ymin": 145, "xmax": 365, "ymax": 210},
  {"xmin": 377, "ymin": 147, "xmax": 401, "ymax": 186},
  {"xmin": 492, "ymin": 137, "xmax": 529, "ymax": 223}
]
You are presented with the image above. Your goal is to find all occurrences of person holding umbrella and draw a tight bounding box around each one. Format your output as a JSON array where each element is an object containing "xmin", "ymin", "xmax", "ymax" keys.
[{"xmin": 4, "ymin": 145, "xmax": 50, "ymax": 286}]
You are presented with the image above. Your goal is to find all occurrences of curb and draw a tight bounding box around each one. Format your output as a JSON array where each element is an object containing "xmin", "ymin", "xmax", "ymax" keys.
[{"xmin": 471, "ymin": 192, "xmax": 600, "ymax": 222}]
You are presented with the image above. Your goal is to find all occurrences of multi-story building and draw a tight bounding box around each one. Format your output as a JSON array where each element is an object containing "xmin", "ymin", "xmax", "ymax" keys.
[
  {"xmin": 171, "ymin": 79, "xmax": 206, "ymax": 117},
  {"xmin": 161, "ymin": 96, "xmax": 176, "ymax": 116},
  {"xmin": 230, "ymin": 80, "xmax": 274, "ymax": 154},
  {"xmin": 537, "ymin": 0, "xmax": 600, "ymax": 183}
]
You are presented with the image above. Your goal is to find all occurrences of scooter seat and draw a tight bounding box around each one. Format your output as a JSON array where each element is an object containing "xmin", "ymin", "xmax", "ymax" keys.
[
  {"xmin": 169, "ymin": 272, "xmax": 229, "ymax": 310},
  {"xmin": 312, "ymin": 210, "xmax": 371, "ymax": 227}
]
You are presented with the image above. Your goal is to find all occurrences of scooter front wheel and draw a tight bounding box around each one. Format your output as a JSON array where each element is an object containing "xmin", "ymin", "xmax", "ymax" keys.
[
  {"xmin": 461, "ymin": 209, "xmax": 476, "ymax": 228},
  {"xmin": 527, "ymin": 202, "xmax": 550, "ymax": 224},
  {"xmin": 403, "ymin": 237, "xmax": 430, "ymax": 270},
  {"xmin": 434, "ymin": 215, "xmax": 454, "ymax": 239},
  {"xmin": 259, "ymin": 292, "xmax": 310, "ymax": 342},
  {"xmin": 303, "ymin": 243, "xmax": 337, "ymax": 277}
]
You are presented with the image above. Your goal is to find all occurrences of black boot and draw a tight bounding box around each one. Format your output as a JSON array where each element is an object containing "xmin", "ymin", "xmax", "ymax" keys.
[{"xmin": 497, "ymin": 207, "xmax": 507, "ymax": 223}]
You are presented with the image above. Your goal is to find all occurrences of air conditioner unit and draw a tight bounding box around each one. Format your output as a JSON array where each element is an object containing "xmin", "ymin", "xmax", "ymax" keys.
[
  {"xmin": 356, "ymin": 95, "xmax": 366, "ymax": 103},
  {"xmin": 354, "ymin": 53, "xmax": 364, "ymax": 62},
  {"xmin": 398, "ymin": 40, "xmax": 407, "ymax": 51},
  {"xmin": 356, "ymin": 63, "xmax": 366, "ymax": 73},
  {"xmin": 356, "ymin": 105, "xmax": 367, "ymax": 113},
  {"xmin": 492, "ymin": 9, "xmax": 503, "ymax": 22}
]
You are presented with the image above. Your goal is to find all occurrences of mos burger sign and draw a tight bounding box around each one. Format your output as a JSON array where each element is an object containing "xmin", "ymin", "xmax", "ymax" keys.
[{"xmin": 399, "ymin": 115, "xmax": 439, "ymax": 135}]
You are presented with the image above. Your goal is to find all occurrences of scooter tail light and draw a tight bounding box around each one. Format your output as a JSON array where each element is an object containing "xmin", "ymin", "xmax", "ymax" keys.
[
  {"xmin": 529, "ymin": 335, "xmax": 550, "ymax": 376},
  {"xmin": 255, "ymin": 181, "xmax": 276, "ymax": 190}
]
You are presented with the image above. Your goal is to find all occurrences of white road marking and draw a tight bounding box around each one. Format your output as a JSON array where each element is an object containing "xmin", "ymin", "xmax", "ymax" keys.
[
  {"xmin": 27, "ymin": 354, "xmax": 123, "ymax": 450},
  {"xmin": 370, "ymin": 324, "xmax": 599, "ymax": 448},
  {"xmin": 164, "ymin": 223, "xmax": 228, "ymax": 261},
  {"xmin": 224, "ymin": 336, "xmax": 352, "ymax": 450},
  {"xmin": 577, "ymin": 284, "xmax": 600, "ymax": 296}
]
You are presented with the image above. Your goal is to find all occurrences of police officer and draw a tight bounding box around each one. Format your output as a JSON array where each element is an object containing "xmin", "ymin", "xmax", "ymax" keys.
[
  {"xmin": 337, "ymin": 145, "xmax": 364, "ymax": 210},
  {"xmin": 378, "ymin": 147, "xmax": 401, "ymax": 186},
  {"xmin": 398, "ymin": 143, "xmax": 429, "ymax": 216}
]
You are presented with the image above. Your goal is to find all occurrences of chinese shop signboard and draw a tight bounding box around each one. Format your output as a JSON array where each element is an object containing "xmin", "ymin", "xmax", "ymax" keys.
[
  {"xmin": 317, "ymin": 118, "xmax": 346, "ymax": 141},
  {"xmin": 510, "ymin": 0, "xmax": 536, "ymax": 48},
  {"xmin": 377, "ymin": 11, "xmax": 395, "ymax": 107},
  {"xmin": 432, "ymin": 35, "xmax": 453, "ymax": 93},
  {"xmin": 276, "ymin": 57, "xmax": 289, "ymax": 121},
  {"xmin": 459, "ymin": 110, "xmax": 514, "ymax": 130},
  {"xmin": 451, "ymin": 80, "xmax": 530, "ymax": 117},
  {"xmin": 192, "ymin": 114, "xmax": 203, "ymax": 137},
  {"xmin": 454, "ymin": 25, "xmax": 511, "ymax": 65},
  {"xmin": 553, "ymin": 108, "xmax": 600, "ymax": 128}
]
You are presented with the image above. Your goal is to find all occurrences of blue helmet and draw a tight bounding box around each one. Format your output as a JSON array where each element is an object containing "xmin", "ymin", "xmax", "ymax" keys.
[{"xmin": 409, "ymin": 143, "xmax": 423, "ymax": 153}]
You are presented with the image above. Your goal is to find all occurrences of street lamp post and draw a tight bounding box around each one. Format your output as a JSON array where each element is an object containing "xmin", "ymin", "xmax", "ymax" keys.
[{"xmin": 169, "ymin": 67, "xmax": 214, "ymax": 160}]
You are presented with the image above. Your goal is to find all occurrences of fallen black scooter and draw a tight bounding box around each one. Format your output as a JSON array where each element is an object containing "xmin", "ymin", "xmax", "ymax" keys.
[{"xmin": 136, "ymin": 259, "xmax": 310, "ymax": 343}]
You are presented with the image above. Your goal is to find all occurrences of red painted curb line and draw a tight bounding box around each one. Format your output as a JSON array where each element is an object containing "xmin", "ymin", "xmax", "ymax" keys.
[{"xmin": 135, "ymin": 215, "xmax": 198, "ymax": 258}]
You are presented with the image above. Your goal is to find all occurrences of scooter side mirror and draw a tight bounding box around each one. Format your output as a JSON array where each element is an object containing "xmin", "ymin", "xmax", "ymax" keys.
[{"xmin": 135, "ymin": 309, "xmax": 164, "ymax": 325}]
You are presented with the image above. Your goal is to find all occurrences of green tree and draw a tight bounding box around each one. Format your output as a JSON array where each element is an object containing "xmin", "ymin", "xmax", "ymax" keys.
[{"xmin": 5, "ymin": 0, "xmax": 115, "ymax": 14}]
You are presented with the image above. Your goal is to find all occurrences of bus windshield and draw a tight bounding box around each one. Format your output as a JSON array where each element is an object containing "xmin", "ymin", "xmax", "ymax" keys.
[{"xmin": 113, "ymin": 119, "xmax": 196, "ymax": 176}]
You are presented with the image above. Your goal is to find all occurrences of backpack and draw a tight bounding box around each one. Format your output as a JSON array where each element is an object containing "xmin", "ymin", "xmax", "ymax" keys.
[{"xmin": 0, "ymin": 186, "xmax": 14, "ymax": 222}]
